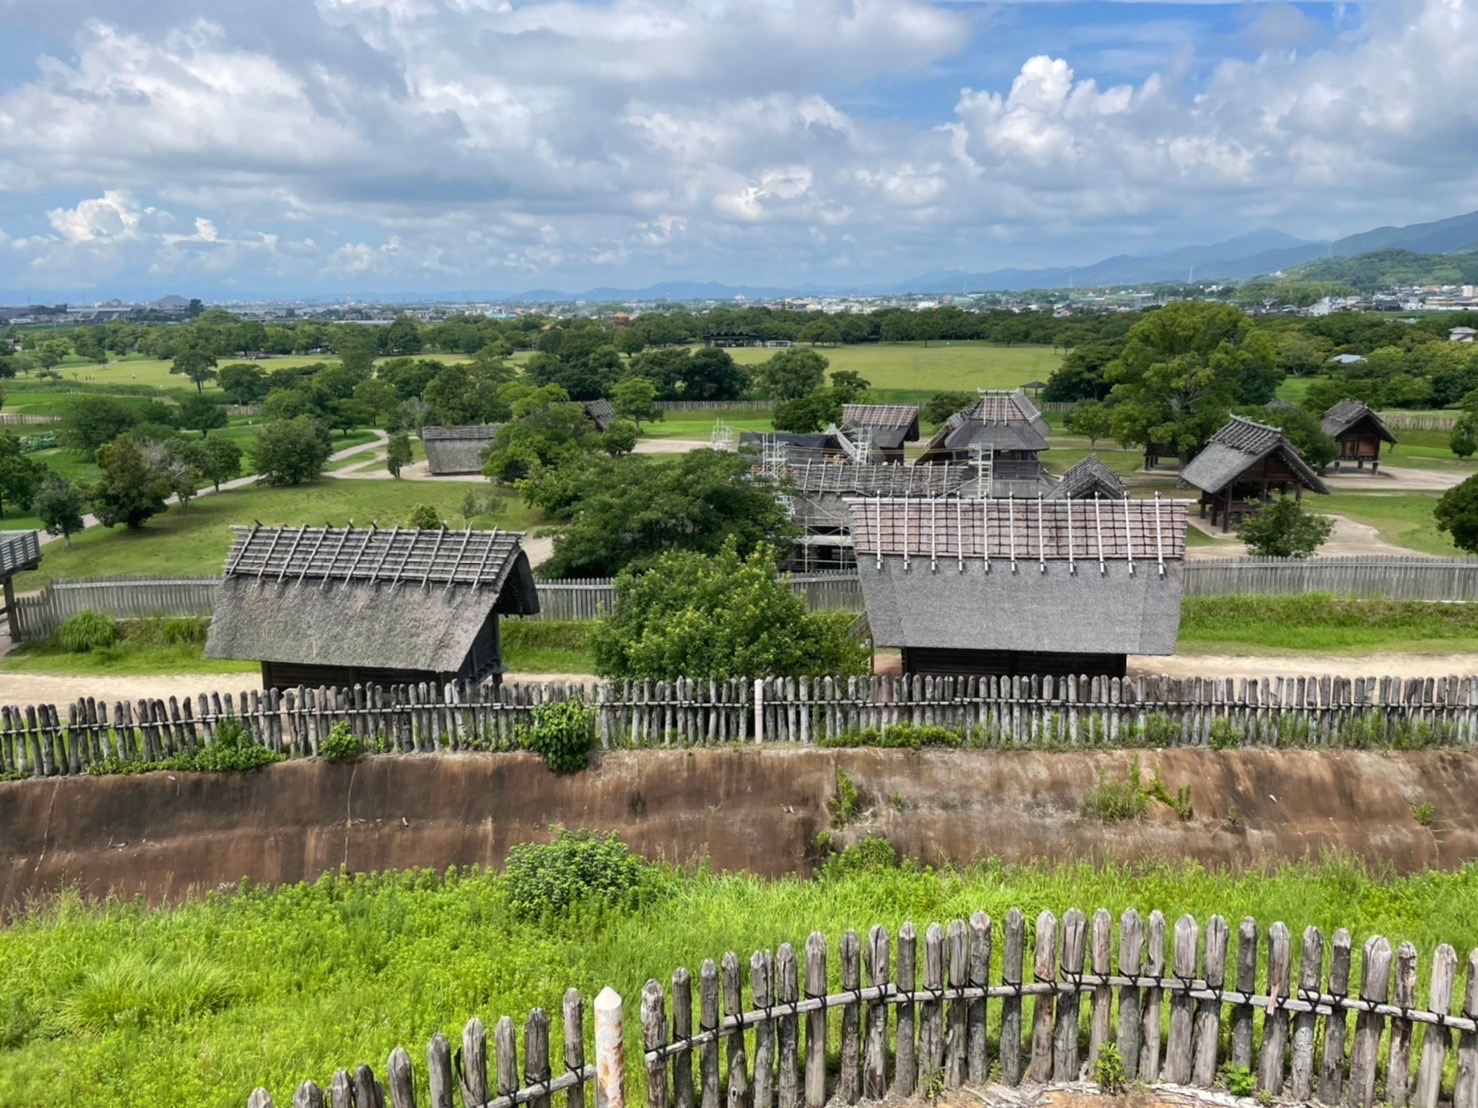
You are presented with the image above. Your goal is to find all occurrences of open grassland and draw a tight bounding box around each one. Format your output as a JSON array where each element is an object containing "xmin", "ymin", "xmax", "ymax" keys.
[
  {"xmin": 1317, "ymin": 492, "xmax": 1458, "ymax": 556},
  {"xmin": 0, "ymin": 858, "xmax": 1474, "ymax": 1108},
  {"xmin": 12, "ymin": 353, "xmax": 475, "ymax": 394},
  {"xmin": 641, "ymin": 411, "xmax": 773, "ymax": 440},
  {"xmin": 499, "ymin": 619, "xmax": 596, "ymax": 673},
  {"xmin": 727, "ymin": 341, "xmax": 1063, "ymax": 402},
  {"xmin": 1179, "ymin": 594, "xmax": 1478, "ymax": 654},
  {"xmin": 13, "ymin": 477, "xmax": 543, "ymax": 591}
]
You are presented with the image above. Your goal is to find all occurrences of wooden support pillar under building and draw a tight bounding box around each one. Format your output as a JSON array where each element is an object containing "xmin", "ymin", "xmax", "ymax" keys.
[{"xmin": 2, "ymin": 576, "xmax": 16, "ymax": 641}]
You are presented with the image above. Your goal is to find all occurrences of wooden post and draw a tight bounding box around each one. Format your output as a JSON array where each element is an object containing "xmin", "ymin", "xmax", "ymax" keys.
[
  {"xmin": 1029, "ymin": 910, "xmax": 1057, "ymax": 1083},
  {"xmin": 700, "ymin": 960, "xmax": 720, "ymax": 1108},
  {"xmin": 354, "ymin": 1064, "xmax": 384, "ymax": 1108},
  {"xmin": 1117, "ymin": 909, "xmax": 1144, "ymax": 1082},
  {"xmin": 565, "ymin": 989, "xmax": 586, "ymax": 1108},
  {"xmin": 642, "ymin": 980, "xmax": 669, "ymax": 1108},
  {"xmin": 919, "ymin": 923, "xmax": 945, "ymax": 1093},
  {"xmin": 248, "ymin": 1090, "xmax": 273, "ymax": 1108},
  {"xmin": 722, "ymin": 953, "xmax": 749, "ymax": 1108},
  {"xmin": 804, "ymin": 933, "xmax": 828, "ymax": 1108},
  {"xmin": 425, "ymin": 1035, "xmax": 453, "ymax": 1108},
  {"xmin": 1414, "ymin": 944, "xmax": 1457, "ymax": 1108},
  {"xmin": 595, "ymin": 987, "xmax": 625, "ymax": 1108},
  {"xmin": 527, "ymin": 1009, "xmax": 552, "ymax": 1108},
  {"xmin": 1456, "ymin": 950, "xmax": 1478, "ymax": 1108},
  {"xmin": 967, "ymin": 911, "xmax": 990, "ymax": 1085},
  {"xmin": 1140, "ymin": 910, "xmax": 1165, "ymax": 1082},
  {"xmin": 1230, "ymin": 918, "xmax": 1258, "ymax": 1071},
  {"xmin": 294, "ymin": 1081, "xmax": 325, "ymax": 1108},
  {"xmin": 893, "ymin": 924, "xmax": 916, "ymax": 1098},
  {"xmin": 496, "ymin": 1017, "xmax": 519, "ymax": 1103},
  {"xmin": 1165, "ymin": 914, "xmax": 1197, "ymax": 1085},
  {"xmin": 461, "ymin": 1018, "xmax": 489, "ymax": 1108},
  {"xmin": 945, "ymin": 919, "xmax": 968, "ymax": 1089},
  {"xmin": 1054, "ymin": 909, "xmax": 1086, "ymax": 1082},
  {"xmin": 1000, "ymin": 909, "xmax": 1025, "ymax": 1086},
  {"xmin": 1257, "ymin": 922, "xmax": 1292, "ymax": 1096},
  {"xmin": 1193, "ymin": 914, "xmax": 1228, "ymax": 1087},
  {"xmin": 387, "ymin": 1047, "xmax": 416, "ymax": 1108},
  {"xmin": 330, "ymin": 1070, "xmax": 354, "ymax": 1108},
  {"xmin": 1088, "ymin": 909, "xmax": 1112, "ymax": 1070},
  {"xmin": 1318, "ymin": 929, "xmax": 1353, "ymax": 1105},
  {"xmin": 778, "ymin": 944, "xmax": 800, "ymax": 1108},
  {"xmin": 752, "ymin": 951, "xmax": 775, "ymax": 1108},
  {"xmin": 673, "ymin": 967, "xmax": 694, "ymax": 1108},
  {"xmin": 1289, "ymin": 926, "xmax": 1324, "ymax": 1101},
  {"xmin": 1350, "ymin": 935, "xmax": 1394, "ymax": 1108},
  {"xmin": 864, "ymin": 927, "xmax": 889, "ymax": 1099},
  {"xmin": 1389, "ymin": 943, "xmax": 1418, "ymax": 1108},
  {"xmin": 839, "ymin": 931, "xmax": 862, "ymax": 1102}
]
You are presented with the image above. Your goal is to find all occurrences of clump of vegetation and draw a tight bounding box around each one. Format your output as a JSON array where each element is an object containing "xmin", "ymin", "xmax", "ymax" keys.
[
  {"xmin": 1409, "ymin": 797, "xmax": 1435, "ymax": 826},
  {"xmin": 520, "ymin": 700, "xmax": 596, "ymax": 773},
  {"xmin": 1147, "ymin": 765, "xmax": 1194, "ymax": 820},
  {"xmin": 1208, "ymin": 719, "xmax": 1241, "ymax": 751},
  {"xmin": 1082, "ymin": 760, "xmax": 1149, "ymax": 822},
  {"xmin": 1235, "ymin": 496, "xmax": 1334, "ymax": 558},
  {"xmin": 819, "ymin": 724, "xmax": 963, "ymax": 749},
  {"xmin": 319, "ymin": 721, "xmax": 362, "ymax": 764},
  {"xmin": 818, "ymin": 836, "xmax": 904, "ymax": 880},
  {"xmin": 1093, "ymin": 1043, "xmax": 1127, "ymax": 1095},
  {"xmin": 407, "ymin": 503, "xmax": 442, "ymax": 529},
  {"xmin": 87, "ymin": 718, "xmax": 283, "ymax": 775},
  {"xmin": 829, "ymin": 765, "xmax": 860, "ymax": 827},
  {"xmin": 1219, "ymin": 1062, "xmax": 1256, "ymax": 1097},
  {"xmin": 57, "ymin": 610, "xmax": 119, "ymax": 653},
  {"xmin": 503, "ymin": 827, "xmax": 658, "ymax": 919}
]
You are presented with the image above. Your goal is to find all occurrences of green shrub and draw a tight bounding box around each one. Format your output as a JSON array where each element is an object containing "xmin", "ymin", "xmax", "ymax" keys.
[
  {"xmin": 1410, "ymin": 798, "xmax": 1435, "ymax": 826},
  {"xmin": 819, "ymin": 724, "xmax": 963, "ymax": 749},
  {"xmin": 819, "ymin": 836, "xmax": 900, "ymax": 879},
  {"xmin": 1219, "ymin": 1063, "xmax": 1256, "ymax": 1097},
  {"xmin": 189, "ymin": 719, "xmax": 280, "ymax": 772},
  {"xmin": 520, "ymin": 700, "xmax": 596, "ymax": 773},
  {"xmin": 503, "ymin": 827, "xmax": 656, "ymax": 919},
  {"xmin": 830, "ymin": 765, "xmax": 860, "ymax": 827},
  {"xmin": 407, "ymin": 504, "xmax": 442, "ymax": 529},
  {"xmin": 57, "ymin": 610, "xmax": 118, "ymax": 653},
  {"xmin": 319, "ymin": 722, "xmax": 362, "ymax": 764},
  {"xmin": 1208, "ymin": 719, "xmax": 1240, "ymax": 750},
  {"xmin": 1082, "ymin": 760, "xmax": 1148, "ymax": 822},
  {"xmin": 1093, "ymin": 1043, "xmax": 1127, "ymax": 1095}
]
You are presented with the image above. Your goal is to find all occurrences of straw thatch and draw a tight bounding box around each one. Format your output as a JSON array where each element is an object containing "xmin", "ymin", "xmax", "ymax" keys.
[
  {"xmin": 1180, "ymin": 415, "xmax": 1328, "ymax": 495},
  {"xmin": 1322, "ymin": 399, "xmax": 1397, "ymax": 445},
  {"xmin": 583, "ymin": 398, "xmax": 619, "ymax": 431},
  {"xmin": 846, "ymin": 497, "xmax": 1187, "ymax": 656},
  {"xmin": 421, "ymin": 425, "xmax": 498, "ymax": 475},
  {"xmin": 1048, "ymin": 455, "xmax": 1128, "ymax": 501},
  {"xmin": 916, "ymin": 390, "xmax": 1051, "ymax": 462},
  {"xmin": 841, "ymin": 403, "xmax": 920, "ymax": 449}
]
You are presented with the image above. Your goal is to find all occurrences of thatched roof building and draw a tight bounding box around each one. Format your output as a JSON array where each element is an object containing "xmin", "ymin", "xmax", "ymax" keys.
[
  {"xmin": 847, "ymin": 497, "xmax": 1187, "ymax": 678},
  {"xmin": 1048, "ymin": 455, "xmax": 1128, "ymax": 501},
  {"xmin": 841, "ymin": 404, "xmax": 920, "ymax": 459},
  {"xmin": 205, "ymin": 525, "xmax": 539, "ymax": 691},
  {"xmin": 915, "ymin": 391, "xmax": 1052, "ymax": 495},
  {"xmin": 1321, "ymin": 399, "xmax": 1397, "ymax": 472},
  {"xmin": 421, "ymin": 425, "xmax": 499, "ymax": 475},
  {"xmin": 1180, "ymin": 415, "xmax": 1328, "ymax": 531},
  {"xmin": 583, "ymin": 398, "xmax": 619, "ymax": 431}
]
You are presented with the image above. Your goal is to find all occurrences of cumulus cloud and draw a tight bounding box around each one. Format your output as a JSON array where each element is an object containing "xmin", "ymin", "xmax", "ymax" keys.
[{"xmin": 0, "ymin": 0, "xmax": 1475, "ymax": 292}]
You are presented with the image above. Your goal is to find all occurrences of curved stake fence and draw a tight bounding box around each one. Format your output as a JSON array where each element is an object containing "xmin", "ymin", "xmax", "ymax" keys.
[
  {"xmin": 6, "ymin": 671, "xmax": 1478, "ymax": 777},
  {"xmin": 245, "ymin": 909, "xmax": 1478, "ymax": 1108}
]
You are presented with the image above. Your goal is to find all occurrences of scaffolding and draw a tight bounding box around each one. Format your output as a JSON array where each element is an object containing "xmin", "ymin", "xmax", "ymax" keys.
[{"xmin": 710, "ymin": 419, "xmax": 738, "ymax": 452}]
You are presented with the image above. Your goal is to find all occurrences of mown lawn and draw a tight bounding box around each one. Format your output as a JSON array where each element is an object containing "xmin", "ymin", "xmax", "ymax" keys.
[
  {"xmin": 0, "ymin": 858, "xmax": 1473, "ymax": 1108},
  {"xmin": 500, "ymin": 619, "xmax": 596, "ymax": 673},
  {"xmin": 1179, "ymin": 593, "xmax": 1478, "ymax": 654},
  {"xmin": 13, "ymin": 477, "xmax": 542, "ymax": 590},
  {"xmin": 1317, "ymin": 492, "xmax": 1459, "ymax": 556}
]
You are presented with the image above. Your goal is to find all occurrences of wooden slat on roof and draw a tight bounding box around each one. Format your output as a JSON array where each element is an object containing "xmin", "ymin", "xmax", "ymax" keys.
[
  {"xmin": 842, "ymin": 403, "xmax": 919, "ymax": 429},
  {"xmin": 221, "ymin": 525, "xmax": 527, "ymax": 588}
]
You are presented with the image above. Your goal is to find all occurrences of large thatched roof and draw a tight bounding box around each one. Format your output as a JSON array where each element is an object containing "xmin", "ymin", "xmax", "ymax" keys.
[
  {"xmin": 205, "ymin": 525, "xmax": 539, "ymax": 672},
  {"xmin": 845, "ymin": 498, "xmax": 1186, "ymax": 655},
  {"xmin": 1180, "ymin": 415, "xmax": 1329, "ymax": 495},
  {"xmin": 917, "ymin": 390, "xmax": 1050, "ymax": 460},
  {"xmin": 1321, "ymin": 399, "xmax": 1397, "ymax": 444},
  {"xmin": 1048, "ymin": 455, "xmax": 1128, "ymax": 501},
  {"xmin": 842, "ymin": 403, "xmax": 920, "ymax": 449},
  {"xmin": 421, "ymin": 425, "xmax": 498, "ymax": 475}
]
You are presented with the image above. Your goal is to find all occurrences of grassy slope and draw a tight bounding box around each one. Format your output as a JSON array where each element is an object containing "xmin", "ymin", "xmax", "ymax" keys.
[
  {"xmin": 1179, "ymin": 594, "xmax": 1478, "ymax": 653},
  {"xmin": 500, "ymin": 619, "xmax": 596, "ymax": 673},
  {"xmin": 14, "ymin": 477, "xmax": 543, "ymax": 591},
  {"xmin": 0, "ymin": 860, "xmax": 1473, "ymax": 1108}
]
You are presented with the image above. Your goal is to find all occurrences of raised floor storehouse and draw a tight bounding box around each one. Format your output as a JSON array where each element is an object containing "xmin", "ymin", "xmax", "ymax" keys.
[
  {"xmin": 204, "ymin": 525, "xmax": 539, "ymax": 690},
  {"xmin": 1180, "ymin": 415, "xmax": 1328, "ymax": 531},
  {"xmin": 847, "ymin": 497, "xmax": 1187, "ymax": 679},
  {"xmin": 421, "ymin": 425, "xmax": 498, "ymax": 475},
  {"xmin": 1321, "ymin": 399, "xmax": 1396, "ymax": 472}
]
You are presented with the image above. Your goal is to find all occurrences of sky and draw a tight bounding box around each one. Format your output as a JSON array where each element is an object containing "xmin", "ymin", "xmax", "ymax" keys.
[{"xmin": 0, "ymin": 0, "xmax": 1475, "ymax": 300}]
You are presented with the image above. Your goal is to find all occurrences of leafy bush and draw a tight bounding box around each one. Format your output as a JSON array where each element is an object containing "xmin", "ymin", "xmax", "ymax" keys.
[
  {"xmin": 1219, "ymin": 1063, "xmax": 1256, "ymax": 1097},
  {"xmin": 1410, "ymin": 798, "xmax": 1435, "ymax": 826},
  {"xmin": 319, "ymin": 722, "xmax": 362, "ymax": 764},
  {"xmin": 829, "ymin": 765, "xmax": 860, "ymax": 827},
  {"xmin": 1236, "ymin": 495, "xmax": 1334, "ymax": 559},
  {"xmin": 819, "ymin": 724, "xmax": 963, "ymax": 749},
  {"xmin": 1093, "ymin": 1043, "xmax": 1127, "ymax": 1095},
  {"xmin": 520, "ymin": 700, "xmax": 596, "ymax": 773},
  {"xmin": 1208, "ymin": 719, "xmax": 1241, "ymax": 751},
  {"xmin": 1082, "ymin": 760, "xmax": 1149, "ymax": 822},
  {"xmin": 407, "ymin": 503, "xmax": 441, "ymax": 529},
  {"xmin": 818, "ymin": 836, "xmax": 901, "ymax": 879},
  {"xmin": 503, "ymin": 827, "xmax": 655, "ymax": 919},
  {"xmin": 190, "ymin": 719, "xmax": 281, "ymax": 772},
  {"xmin": 57, "ymin": 610, "xmax": 118, "ymax": 653}
]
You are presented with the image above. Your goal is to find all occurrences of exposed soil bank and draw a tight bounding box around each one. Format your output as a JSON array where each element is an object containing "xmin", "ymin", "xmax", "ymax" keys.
[{"xmin": 2, "ymin": 747, "xmax": 1474, "ymax": 909}]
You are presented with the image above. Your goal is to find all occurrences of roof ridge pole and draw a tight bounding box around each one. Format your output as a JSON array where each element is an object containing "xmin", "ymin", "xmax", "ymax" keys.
[
  {"xmin": 955, "ymin": 497, "xmax": 964, "ymax": 574},
  {"xmin": 275, "ymin": 526, "xmax": 311, "ymax": 583},
  {"xmin": 1037, "ymin": 496, "xmax": 1046, "ymax": 575},
  {"xmin": 225, "ymin": 522, "xmax": 259, "ymax": 578},
  {"xmin": 1154, "ymin": 492, "xmax": 1166, "ymax": 577},
  {"xmin": 338, "ymin": 524, "xmax": 374, "ymax": 589},
  {"xmin": 1124, "ymin": 495, "xmax": 1135, "ymax": 576},
  {"xmin": 299, "ymin": 526, "xmax": 334, "ymax": 588},
  {"xmin": 1065, "ymin": 498, "xmax": 1075, "ymax": 576},
  {"xmin": 902, "ymin": 492, "xmax": 911, "ymax": 573},
  {"xmin": 874, "ymin": 496, "xmax": 883, "ymax": 571},
  {"xmin": 369, "ymin": 525, "xmax": 402, "ymax": 586},
  {"xmin": 1008, "ymin": 497, "xmax": 1018, "ymax": 575},
  {"xmin": 1093, "ymin": 497, "xmax": 1106, "ymax": 576},
  {"xmin": 983, "ymin": 498, "xmax": 989, "ymax": 574},
  {"xmin": 446, "ymin": 525, "xmax": 476, "ymax": 593},
  {"xmin": 255, "ymin": 527, "xmax": 289, "ymax": 584},
  {"xmin": 930, "ymin": 497, "xmax": 938, "ymax": 573},
  {"xmin": 472, "ymin": 527, "xmax": 500, "ymax": 589}
]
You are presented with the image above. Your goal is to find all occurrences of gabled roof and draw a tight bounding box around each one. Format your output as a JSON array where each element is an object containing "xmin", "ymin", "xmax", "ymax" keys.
[
  {"xmin": 421, "ymin": 424, "xmax": 498, "ymax": 475},
  {"xmin": 917, "ymin": 390, "xmax": 1050, "ymax": 459},
  {"xmin": 583, "ymin": 398, "xmax": 618, "ymax": 431},
  {"xmin": 842, "ymin": 404, "xmax": 920, "ymax": 449},
  {"xmin": 205, "ymin": 526, "xmax": 539, "ymax": 673},
  {"xmin": 787, "ymin": 461, "xmax": 976, "ymax": 496},
  {"xmin": 1180, "ymin": 415, "xmax": 1329, "ymax": 496},
  {"xmin": 1048, "ymin": 455, "xmax": 1128, "ymax": 501},
  {"xmin": 1321, "ymin": 399, "xmax": 1397, "ymax": 445}
]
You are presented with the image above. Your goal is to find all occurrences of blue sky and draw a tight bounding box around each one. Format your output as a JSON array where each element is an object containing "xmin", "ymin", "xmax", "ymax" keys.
[{"xmin": 0, "ymin": 0, "xmax": 1473, "ymax": 300}]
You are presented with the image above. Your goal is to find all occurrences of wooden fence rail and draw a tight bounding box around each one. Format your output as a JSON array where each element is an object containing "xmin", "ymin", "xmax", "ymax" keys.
[
  {"xmin": 6, "ymin": 669, "xmax": 1478, "ymax": 777},
  {"xmin": 655, "ymin": 400, "xmax": 777, "ymax": 413},
  {"xmin": 1381, "ymin": 412, "xmax": 1458, "ymax": 432},
  {"xmin": 1182, "ymin": 556, "xmax": 1478, "ymax": 601},
  {"xmin": 246, "ymin": 909, "xmax": 1478, "ymax": 1108}
]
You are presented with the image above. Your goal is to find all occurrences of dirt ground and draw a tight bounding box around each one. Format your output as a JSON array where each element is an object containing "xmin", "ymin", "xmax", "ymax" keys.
[
  {"xmin": 1322, "ymin": 463, "xmax": 1467, "ymax": 491},
  {"xmin": 1184, "ymin": 512, "xmax": 1427, "ymax": 559}
]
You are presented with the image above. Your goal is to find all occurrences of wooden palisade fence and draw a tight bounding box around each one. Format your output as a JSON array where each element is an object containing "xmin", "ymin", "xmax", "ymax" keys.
[
  {"xmin": 246, "ymin": 909, "xmax": 1478, "ymax": 1108},
  {"xmin": 6, "ymin": 671, "xmax": 1478, "ymax": 777}
]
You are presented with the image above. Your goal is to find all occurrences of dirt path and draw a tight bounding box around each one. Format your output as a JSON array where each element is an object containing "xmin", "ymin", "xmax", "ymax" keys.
[
  {"xmin": 634, "ymin": 437, "xmax": 711, "ymax": 454},
  {"xmin": 1323, "ymin": 463, "xmax": 1468, "ymax": 491},
  {"xmin": 1184, "ymin": 512, "xmax": 1427, "ymax": 559}
]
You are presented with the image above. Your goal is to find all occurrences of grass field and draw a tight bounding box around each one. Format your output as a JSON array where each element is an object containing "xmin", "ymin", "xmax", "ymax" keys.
[
  {"xmin": 13, "ymin": 477, "xmax": 544, "ymax": 591},
  {"xmin": 727, "ymin": 341, "xmax": 1062, "ymax": 403},
  {"xmin": 1318, "ymin": 492, "xmax": 1459, "ymax": 556},
  {"xmin": 0, "ymin": 857, "xmax": 1473, "ymax": 1108},
  {"xmin": 500, "ymin": 619, "xmax": 595, "ymax": 673},
  {"xmin": 11, "ymin": 353, "xmax": 475, "ymax": 394},
  {"xmin": 1179, "ymin": 594, "xmax": 1478, "ymax": 654}
]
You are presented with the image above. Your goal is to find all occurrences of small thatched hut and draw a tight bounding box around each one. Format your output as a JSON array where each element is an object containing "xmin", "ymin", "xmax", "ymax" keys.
[
  {"xmin": 1180, "ymin": 415, "xmax": 1328, "ymax": 531},
  {"xmin": 204, "ymin": 525, "xmax": 539, "ymax": 690},
  {"xmin": 847, "ymin": 497, "xmax": 1187, "ymax": 679},
  {"xmin": 582, "ymin": 398, "xmax": 619, "ymax": 431},
  {"xmin": 1321, "ymin": 399, "xmax": 1397, "ymax": 473},
  {"xmin": 1048, "ymin": 455, "xmax": 1128, "ymax": 501},
  {"xmin": 841, "ymin": 403, "xmax": 920, "ymax": 462},
  {"xmin": 915, "ymin": 390, "xmax": 1052, "ymax": 495},
  {"xmin": 421, "ymin": 425, "xmax": 498, "ymax": 475}
]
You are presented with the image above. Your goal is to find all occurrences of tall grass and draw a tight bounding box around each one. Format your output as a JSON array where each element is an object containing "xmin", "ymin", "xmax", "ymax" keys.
[
  {"xmin": 501, "ymin": 619, "xmax": 596, "ymax": 673},
  {"xmin": 1, "ymin": 857, "xmax": 1476, "ymax": 1107}
]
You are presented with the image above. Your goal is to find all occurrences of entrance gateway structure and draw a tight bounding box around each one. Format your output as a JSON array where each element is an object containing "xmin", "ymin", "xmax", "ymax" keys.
[
  {"xmin": 204, "ymin": 524, "xmax": 539, "ymax": 690},
  {"xmin": 846, "ymin": 496, "xmax": 1187, "ymax": 678}
]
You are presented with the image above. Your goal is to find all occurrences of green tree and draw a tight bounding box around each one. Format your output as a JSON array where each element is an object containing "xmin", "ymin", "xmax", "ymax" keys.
[
  {"xmin": 752, "ymin": 348, "xmax": 827, "ymax": 401},
  {"xmin": 386, "ymin": 431, "xmax": 413, "ymax": 478},
  {"xmin": 1436, "ymin": 473, "xmax": 1478, "ymax": 552},
  {"xmin": 829, "ymin": 370, "xmax": 870, "ymax": 404},
  {"xmin": 33, "ymin": 472, "xmax": 86, "ymax": 547},
  {"xmin": 1235, "ymin": 496, "xmax": 1334, "ymax": 558},
  {"xmin": 61, "ymin": 396, "xmax": 139, "ymax": 453},
  {"xmin": 611, "ymin": 377, "xmax": 662, "ymax": 431},
  {"xmin": 408, "ymin": 503, "xmax": 441, "ymax": 529},
  {"xmin": 1249, "ymin": 404, "xmax": 1338, "ymax": 469},
  {"xmin": 535, "ymin": 450, "xmax": 794, "ymax": 578},
  {"xmin": 600, "ymin": 419, "xmax": 640, "ymax": 457},
  {"xmin": 589, "ymin": 538, "xmax": 868, "ymax": 680},
  {"xmin": 250, "ymin": 416, "xmax": 333, "ymax": 486},
  {"xmin": 385, "ymin": 316, "xmax": 423, "ymax": 355},
  {"xmin": 1451, "ymin": 414, "xmax": 1478, "ymax": 460},
  {"xmin": 613, "ymin": 328, "xmax": 646, "ymax": 356},
  {"xmin": 178, "ymin": 394, "xmax": 228, "ymax": 437},
  {"xmin": 1064, "ymin": 400, "xmax": 1112, "ymax": 449},
  {"xmin": 798, "ymin": 319, "xmax": 843, "ymax": 346},
  {"xmin": 92, "ymin": 438, "xmax": 173, "ymax": 529},
  {"xmin": 199, "ymin": 436, "xmax": 243, "ymax": 491},
  {"xmin": 218, "ymin": 363, "xmax": 270, "ymax": 404},
  {"xmin": 0, "ymin": 433, "xmax": 43, "ymax": 519},
  {"xmin": 170, "ymin": 347, "xmax": 219, "ymax": 394},
  {"xmin": 36, "ymin": 337, "xmax": 72, "ymax": 369},
  {"xmin": 772, "ymin": 389, "xmax": 844, "ymax": 433},
  {"xmin": 921, "ymin": 391, "xmax": 973, "ymax": 426},
  {"xmin": 483, "ymin": 385, "xmax": 595, "ymax": 482},
  {"xmin": 354, "ymin": 378, "xmax": 400, "ymax": 426}
]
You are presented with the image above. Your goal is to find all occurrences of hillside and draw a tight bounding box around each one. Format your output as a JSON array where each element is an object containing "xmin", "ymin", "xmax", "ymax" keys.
[{"xmin": 1286, "ymin": 247, "xmax": 1478, "ymax": 293}]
